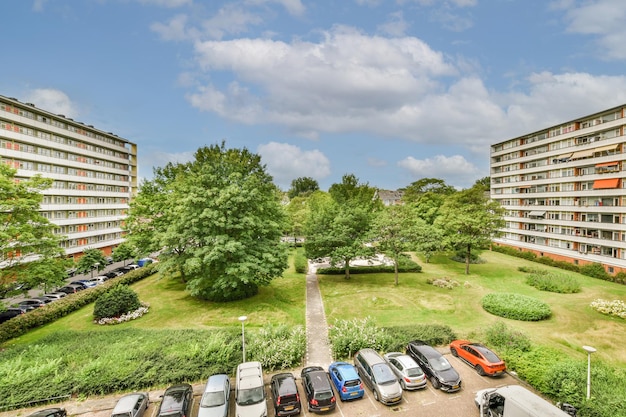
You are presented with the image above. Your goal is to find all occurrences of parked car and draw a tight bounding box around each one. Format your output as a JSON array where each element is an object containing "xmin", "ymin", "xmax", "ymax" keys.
[
  {"xmin": 70, "ymin": 280, "xmax": 93, "ymax": 289},
  {"xmin": 270, "ymin": 372, "xmax": 301, "ymax": 416},
  {"xmin": 328, "ymin": 361, "xmax": 364, "ymax": 401},
  {"xmin": 104, "ymin": 271, "xmax": 123, "ymax": 279},
  {"xmin": 383, "ymin": 352, "xmax": 427, "ymax": 390},
  {"xmin": 449, "ymin": 339, "xmax": 506, "ymax": 376},
  {"xmin": 105, "ymin": 256, "xmax": 114, "ymax": 265},
  {"xmin": 18, "ymin": 299, "xmax": 49, "ymax": 309},
  {"xmin": 235, "ymin": 361, "xmax": 267, "ymax": 417},
  {"xmin": 66, "ymin": 268, "xmax": 77, "ymax": 277},
  {"xmin": 156, "ymin": 384, "xmax": 193, "ymax": 417},
  {"xmin": 111, "ymin": 392, "xmax": 149, "ymax": 417},
  {"xmin": 86, "ymin": 276, "xmax": 107, "ymax": 286},
  {"xmin": 56, "ymin": 284, "xmax": 85, "ymax": 294},
  {"xmin": 0, "ymin": 307, "xmax": 26, "ymax": 323},
  {"xmin": 26, "ymin": 408, "xmax": 67, "ymax": 417},
  {"xmin": 198, "ymin": 374, "xmax": 230, "ymax": 417},
  {"xmin": 300, "ymin": 366, "xmax": 336, "ymax": 413},
  {"xmin": 406, "ymin": 340, "xmax": 462, "ymax": 392},
  {"xmin": 32, "ymin": 296, "xmax": 55, "ymax": 304},
  {"xmin": 353, "ymin": 349, "xmax": 402, "ymax": 405},
  {"xmin": 43, "ymin": 292, "xmax": 67, "ymax": 300}
]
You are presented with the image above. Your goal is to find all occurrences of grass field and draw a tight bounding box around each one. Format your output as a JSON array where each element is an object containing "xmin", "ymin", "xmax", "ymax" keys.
[{"xmin": 8, "ymin": 250, "xmax": 626, "ymax": 367}]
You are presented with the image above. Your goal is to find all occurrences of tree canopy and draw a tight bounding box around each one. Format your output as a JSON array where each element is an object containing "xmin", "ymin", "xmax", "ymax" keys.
[
  {"xmin": 126, "ymin": 142, "xmax": 288, "ymax": 301},
  {"xmin": 287, "ymin": 176, "xmax": 319, "ymax": 199}
]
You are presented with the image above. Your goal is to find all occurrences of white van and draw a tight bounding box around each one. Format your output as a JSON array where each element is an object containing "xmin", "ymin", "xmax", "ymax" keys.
[
  {"xmin": 235, "ymin": 361, "xmax": 268, "ymax": 417},
  {"xmin": 475, "ymin": 385, "xmax": 571, "ymax": 417}
]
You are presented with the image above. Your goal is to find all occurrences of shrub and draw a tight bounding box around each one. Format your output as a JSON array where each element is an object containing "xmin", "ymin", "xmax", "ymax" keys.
[
  {"xmin": 426, "ymin": 277, "xmax": 460, "ymax": 289},
  {"xmin": 328, "ymin": 317, "xmax": 391, "ymax": 359},
  {"xmin": 247, "ymin": 324, "xmax": 306, "ymax": 370},
  {"xmin": 384, "ymin": 324, "xmax": 457, "ymax": 351},
  {"xmin": 93, "ymin": 285, "xmax": 141, "ymax": 320},
  {"xmin": 482, "ymin": 293, "xmax": 551, "ymax": 321},
  {"xmin": 294, "ymin": 250, "xmax": 308, "ymax": 274},
  {"xmin": 317, "ymin": 258, "xmax": 422, "ymax": 275},
  {"xmin": 484, "ymin": 321, "xmax": 531, "ymax": 352},
  {"xmin": 580, "ymin": 262, "xmax": 611, "ymax": 280},
  {"xmin": 525, "ymin": 271, "xmax": 581, "ymax": 293},
  {"xmin": 589, "ymin": 299, "xmax": 626, "ymax": 319}
]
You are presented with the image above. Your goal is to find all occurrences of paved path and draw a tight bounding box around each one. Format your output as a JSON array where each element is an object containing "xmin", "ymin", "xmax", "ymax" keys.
[{"xmin": 304, "ymin": 262, "xmax": 333, "ymax": 367}]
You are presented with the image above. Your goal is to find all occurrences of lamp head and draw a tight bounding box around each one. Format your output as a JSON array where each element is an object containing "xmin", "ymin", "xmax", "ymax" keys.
[
  {"xmin": 582, "ymin": 345, "xmax": 596, "ymax": 354},
  {"xmin": 238, "ymin": 315, "xmax": 247, "ymax": 322}
]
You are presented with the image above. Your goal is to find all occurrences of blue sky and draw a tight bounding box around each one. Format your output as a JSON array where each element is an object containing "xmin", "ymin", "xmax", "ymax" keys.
[{"xmin": 3, "ymin": 0, "xmax": 626, "ymax": 191}]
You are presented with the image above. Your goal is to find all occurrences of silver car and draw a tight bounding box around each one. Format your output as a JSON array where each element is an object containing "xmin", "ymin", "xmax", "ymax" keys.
[
  {"xmin": 111, "ymin": 392, "xmax": 149, "ymax": 417},
  {"xmin": 384, "ymin": 352, "xmax": 427, "ymax": 390},
  {"xmin": 199, "ymin": 374, "xmax": 230, "ymax": 417}
]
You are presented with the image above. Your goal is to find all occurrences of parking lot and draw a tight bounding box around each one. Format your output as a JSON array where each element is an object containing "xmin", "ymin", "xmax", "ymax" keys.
[{"xmin": 11, "ymin": 353, "xmax": 518, "ymax": 417}]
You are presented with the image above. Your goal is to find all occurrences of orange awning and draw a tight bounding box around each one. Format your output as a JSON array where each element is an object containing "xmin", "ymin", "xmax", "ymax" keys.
[
  {"xmin": 593, "ymin": 178, "xmax": 619, "ymax": 189},
  {"xmin": 596, "ymin": 161, "xmax": 619, "ymax": 167}
]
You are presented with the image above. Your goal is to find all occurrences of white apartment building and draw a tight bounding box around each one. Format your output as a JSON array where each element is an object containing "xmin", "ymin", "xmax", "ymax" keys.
[
  {"xmin": 491, "ymin": 104, "xmax": 626, "ymax": 274},
  {"xmin": 0, "ymin": 95, "xmax": 137, "ymax": 259}
]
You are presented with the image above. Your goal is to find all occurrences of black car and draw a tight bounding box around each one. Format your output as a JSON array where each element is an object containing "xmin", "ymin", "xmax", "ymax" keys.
[
  {"xmin": 156, "ymin": 383, "xmax": 193, "ymax": 417},
  {"xmin": 271, "ymin": 372, "xmax": 301, "ymax": 416},
  {"xmin": 56, "ymin": 284, "xmax": 85, "ymax": 294},
  {"xmin": 26, "ymin": 407, "xmax": 67, "ymax": 417},
  {"xmin": 104, "ymin": 271, "xmax": 122, "ymax": 279},
  {"xmin": 0, "ymin": 307, "xmax": 26, "ymax": 324},
  {"xmin": 406, "ymin": 340, "xmax": 462, "ymax": 392},
  {"xmin": 300, "ymin": 366, "xmax": 336, "ymax": 413},
  {"xmin": 18, "ymin": 299, "xmax": 49, "ymax": 309}
]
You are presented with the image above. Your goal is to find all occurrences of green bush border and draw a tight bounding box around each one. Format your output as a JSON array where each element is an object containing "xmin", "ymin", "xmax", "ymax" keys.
[{"xmin": 481, "ymin": 293, "xmax": 552, "ymax": 321}]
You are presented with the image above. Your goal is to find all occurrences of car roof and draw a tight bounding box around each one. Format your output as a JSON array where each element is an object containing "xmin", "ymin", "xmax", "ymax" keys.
[
  {"xmin": 113, "ymin": 393, "xmax": 147, "ymax": 413},
  {"xmin": 204, "ymin": 374, "xmax": 229, "ymax": 392},
  {"xmin": 271, "ymin": 373, "xmax": 298, "ymax": 395},
  {"xmin": 330, "ymin": 362, "xmax": 360, "ymax": 380},
  {"xmin": 160, "ymin": 384, "xmax": 192, "ymax": 411},
  {"xmin": 305, "ymin": 370, "xmax": 332, "ymax": 390},
  {"xmin": 409, "ymin": 341, "xmax": 441, "ymax": 358},
  {"xmin": 27, "ymin": 408, "xmax": 65, "ymax": 417},
  {"xmin": 388, "ymin": 353, "xmax": 419, "ymax": 368}
]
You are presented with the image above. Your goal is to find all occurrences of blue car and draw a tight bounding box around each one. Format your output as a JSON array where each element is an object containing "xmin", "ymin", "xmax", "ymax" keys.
[{"xmin": 328, "ymin": 361, "xmax": 364, "ymax": 401}]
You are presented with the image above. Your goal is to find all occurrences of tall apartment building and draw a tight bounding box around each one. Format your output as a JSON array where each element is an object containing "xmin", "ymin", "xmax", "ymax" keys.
[
  {"xmin": 490, "ymin": 104, "xmax": 626, "ymax": 274},
  {"xmin": 0, "ymin": 95, "xmax": 137, "ymax": 259}
]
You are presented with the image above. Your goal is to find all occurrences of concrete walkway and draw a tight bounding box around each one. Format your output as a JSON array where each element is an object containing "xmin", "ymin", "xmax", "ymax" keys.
[{"xmin": 304, "ymin": 262, "xmax": 333, "ymax": 366}]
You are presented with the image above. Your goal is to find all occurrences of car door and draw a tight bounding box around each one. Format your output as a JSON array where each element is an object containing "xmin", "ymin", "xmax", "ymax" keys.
[
  {"xmin": 330, "ymin": 367, "xmax": 343, "ymax": 390},
  {"xmin": 463, "ymin": 345, "xmax": 480, "ymax": 366}
]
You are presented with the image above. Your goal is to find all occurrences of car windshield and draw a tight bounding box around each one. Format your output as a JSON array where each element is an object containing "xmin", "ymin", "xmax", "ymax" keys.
[
  {"xmin": 429, "ymin": 356, "xmax": 452, "ymax": 372},
  {"xmin": 314, "ymin": 390, "xmax": 334, "ymax": 400},
  {"xmin": 372, "ymin": 364, "xmax": 397, "ymax": 385},
  {"xmin": 237, "ymin": 387, "xmax": 264, "ymax": 405},
  {"xmin": 406, "ymin": 367, "xmax": 424, "ymax": 377},
  {"xmin": 201, "ymin": 391, "xmax": 225, "ymax": 407},
  {"xmin": 344, "ymin": 379, "xmax": 360, "ymax": 387}
]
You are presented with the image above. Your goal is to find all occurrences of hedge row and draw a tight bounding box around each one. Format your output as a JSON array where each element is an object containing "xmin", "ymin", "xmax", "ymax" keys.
[
  {"xmin": 481, "ymin": 293, "xmax": 552, "ymax": 321},
  {"xmin": 317, "ymin": 257, "xmax": 422, "ymax": 275},
  {"xmin": 492, "ymin": 245, "xmax": 626, "ymax": 283},
  {"xmin": 0, "ymin": 263, "xmax": 158, "ymax": 343},
  {"xmin": 519, "ymin": 267, "xmax": 582, "ymax": 293}
]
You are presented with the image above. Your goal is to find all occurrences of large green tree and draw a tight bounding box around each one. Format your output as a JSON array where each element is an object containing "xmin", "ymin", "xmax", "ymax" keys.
[
  {"xmin": 287, "ymin": 176, "xmax": 319, "ymax": 199},
  {"xmin": 129, "ymin": 142, "xmax": 288, "ymax": 301},
  {"xmin": 401, "ymin": 177, "xmax": 456, "ymax": 204},
  {"xmin": 76, "ymin": 248, "xmax": 107, "ymax": 278},
  {"xmin": 112, "ymin": 242, "xmax": 136, "ymax": 266},
  {"xmin": 0, "ymin": 164, "xmax": 63, "ymax": 297},
  {"xmin": 435, "ymin": 185, "xmax": 505, "ymax": 274},
  {"xmin": 304, "ymin": 175, "xmax": 379, "ymax": 279},
  {"xmin": 284, "ymin": 195, "xmax": 309, "ymax": 247}
]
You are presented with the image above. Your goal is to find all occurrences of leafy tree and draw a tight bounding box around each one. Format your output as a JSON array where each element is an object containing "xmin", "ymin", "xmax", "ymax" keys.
[
  {"xmin": 412, "ymin": 220, "xmax": 445, "ymax": 263},
  {"xmin": 305, "ymin": 175, "xmax": 378, "ymax": 279},
  {"xmin": 113, "ymin": 242, "xmax": 136, "ymax": 266},
  {"xmin": 287, "ymin": 176, "xmax": 319, "ymax": 199},
  {"xmin": 93, "ymin": 284, "xmax": 141, "ymax": 319},
  {"xmin": 368, "ymin": 204, "xmax": 419, "ymax": 285},
  {"xmin": 26, "ymin": 257, "xmax": 70, "ymax": 293},
  {"xmin": 76, "ymin": 248, "xmax": 107, "ymax": 278},
  {"xmin": 130, "ymin": 142, "xmax": 288, "ymax": 301},
  {"xmin": 401, "ymin": 178, "xmax": 456, "ymax": 204},
  {"xmin": 284, "ymin": 196, "xmax": 309, "ymax": 247},
  {"xmin": 435, "ymin": 185, "xmax": 505, "ymax": 274},
  {"xmin": 0, "ymin": 164, "xmax": 63, "ymax": 290}
]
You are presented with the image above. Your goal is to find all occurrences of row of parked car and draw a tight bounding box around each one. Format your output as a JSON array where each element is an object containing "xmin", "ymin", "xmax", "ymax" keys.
[
  {"xmin": 22, "ymin": 339, "xmax": 506, "ymax": 417},
  {"xmin": 0, "ymin": 264, "xmax": 144, "ymax": 324}
]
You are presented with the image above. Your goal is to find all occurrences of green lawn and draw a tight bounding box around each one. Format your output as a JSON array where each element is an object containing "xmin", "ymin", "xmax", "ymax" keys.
[{"xmin": 9, "ymin": 250, "xmax": 626, "ymax": 367}]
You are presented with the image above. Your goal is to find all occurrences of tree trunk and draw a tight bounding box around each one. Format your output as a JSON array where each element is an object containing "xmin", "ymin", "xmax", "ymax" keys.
[
  {"xmin": 465, "ymin": 243, "xmax": 471, "ymax": 275},
  {"xmin": 394, "ymin": 259, "xmax": 399, "ymax": 286},
  {"xmin": 344, "ymin": 259, "xmax": 351, "ymax": 280}
]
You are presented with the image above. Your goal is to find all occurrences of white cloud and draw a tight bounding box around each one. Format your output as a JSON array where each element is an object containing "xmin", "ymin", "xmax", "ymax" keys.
[
  {"xmin": 151, "ymin": 14, "xmax": 194, "ymax": 41},
  {"xmin": 561, "ymin": 0, "xmax": 626, "ymax": 60},
  {"xmin": 398, "ymin": 154, "xmax": 480, "ymax": 187},
  {"xmin": 378, "ymin": 11, "xmax": 409, "ymax": 37},
  {"xmin": 201, "ymin": 5, "xmax": 263, "ymax": 40},
  {"xmin": 257, "ymin": 142, "xmax": 331, "ymax": 188},
  {"xmin": 23, "ymin": 89, "xmax": 77, "ymax": 118}
]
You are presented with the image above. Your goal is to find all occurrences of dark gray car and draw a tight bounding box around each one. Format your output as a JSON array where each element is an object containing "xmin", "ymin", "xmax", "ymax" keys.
[{"xmin": 406, "ymin": 340, "xmax": 462, "ymax": 392}]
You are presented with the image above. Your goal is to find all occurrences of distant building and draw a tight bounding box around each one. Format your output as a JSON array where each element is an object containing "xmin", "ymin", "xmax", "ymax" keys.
[
  {"xmin": 490, "ymin": 104, "xmax": 626, "ymax": 274},
  {"xmin": 374, "ymin": 189, "xmax": 404, "ymax": 206},
  {"xmin": 0, "ymin": 95, "xmax": 137, "ymax": 259}
]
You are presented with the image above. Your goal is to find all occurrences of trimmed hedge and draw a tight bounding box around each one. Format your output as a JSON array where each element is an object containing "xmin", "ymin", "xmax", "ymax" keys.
[
  {"xmin": 0, "ymin": 263, "xmax": 158, "ymax": 343},
  {"xmin": 294, "ymin": 250, "xmax": 308, "ymax": 274},
  {"xmin": 317, "ymin": 257, "xmax": 422, "ymax": 275},
  {"xmin": 481, "ymin": 293, "xmax": 551, "ymax": 321},
  {"xmin": 522, "ymin": 269, "xmax": 581, "ymax": 294}
]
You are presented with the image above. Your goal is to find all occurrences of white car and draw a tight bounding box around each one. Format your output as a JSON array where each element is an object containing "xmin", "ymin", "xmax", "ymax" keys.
[{"xmin": 383, "ymin": 352, "xmax": 427, "ymax": 390}]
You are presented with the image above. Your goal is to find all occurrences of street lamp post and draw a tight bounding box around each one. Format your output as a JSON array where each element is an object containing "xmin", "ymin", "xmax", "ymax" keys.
[
  {"xmin": 582, "ymin": 345, "xmax": 596, "ymax": 400},
  {"xmin": 239, "ymin": 315, "xmax": 247, "ymax": 362}
]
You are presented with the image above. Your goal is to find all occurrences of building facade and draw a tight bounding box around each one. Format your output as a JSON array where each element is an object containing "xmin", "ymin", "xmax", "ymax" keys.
[
  {"xmin": 0, "ymin": 95, "xmax": 137, "ymax": 259},
  {"xmin": 490, "ymin": 104, "xmax": 626, "ymax": 274}
]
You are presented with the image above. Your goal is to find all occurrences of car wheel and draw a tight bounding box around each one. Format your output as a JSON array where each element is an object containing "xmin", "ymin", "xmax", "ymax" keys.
[
  {"xmin": 475, "ymin": 364, "xmax": 486, "ymax": 376},
  {"xmin": 450, "ymin": 347, "xmax": 458, "ymax": 357},
  {"xmin": 373, "ymin": 389, "xmax": 379, "ymax": 402},
  {"xmin": 430, "ymin": 376, "xmax": 440, "ymax": 389}
]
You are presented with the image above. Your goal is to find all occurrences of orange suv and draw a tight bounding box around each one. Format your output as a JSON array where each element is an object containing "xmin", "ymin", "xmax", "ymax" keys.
[{"xmin": 449, "ymin": 340, "xmax": 506, "ymax": 376}]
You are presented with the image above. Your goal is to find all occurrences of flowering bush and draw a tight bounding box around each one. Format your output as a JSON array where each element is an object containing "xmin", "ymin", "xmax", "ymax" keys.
[
  {"xmin": 590, "ymin": 299, "xmax": 626, "ymax": 319},
  {"xmin": 94, "ymin": 303, "xmax": 149, "ymax": 325},
  {"xmin": 427, "ymin": 277, "xmax": 459, "ymax": 289}
]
